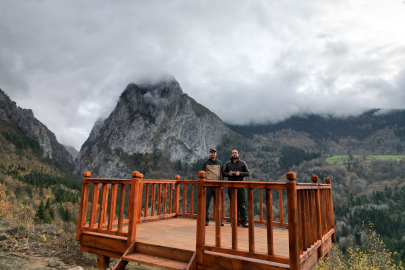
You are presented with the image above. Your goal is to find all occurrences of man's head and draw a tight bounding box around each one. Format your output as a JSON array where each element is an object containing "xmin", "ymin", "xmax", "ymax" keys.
[
  {"xmin": 231, "ymin": 149, "xmax": 239, "ymax": 159},
  {"xmin": 210, "ymin": 148, "xmax": 217, "ymax": 160}
]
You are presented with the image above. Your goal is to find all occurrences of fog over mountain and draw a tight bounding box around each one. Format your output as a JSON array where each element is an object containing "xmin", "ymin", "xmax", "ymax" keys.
[{"xmin": 1, "ymin": 1, "xmax": 404, "ymax": 149}]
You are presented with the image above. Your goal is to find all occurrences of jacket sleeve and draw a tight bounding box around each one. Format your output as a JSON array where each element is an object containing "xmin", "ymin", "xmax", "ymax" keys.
[
  {"xmin": 223, "ymin": 162, "xmax": 229, "ymax": 177},
  {"xmin": 239, "ymin": 162, "xmax": 249, "ymax": 177},
  {"xmin": 201, "ymin": 161, "xmax": 207, "ymax": 171}
]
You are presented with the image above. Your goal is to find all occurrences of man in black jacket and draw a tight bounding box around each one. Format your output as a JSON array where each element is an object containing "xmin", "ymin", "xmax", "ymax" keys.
[
  {"xmin": 223, "ymin": 149, "xmax": 249, "ymax": 228},
  {"xmin": 202, "ymin": 148, "xmax": 224, "ymax": 226}
]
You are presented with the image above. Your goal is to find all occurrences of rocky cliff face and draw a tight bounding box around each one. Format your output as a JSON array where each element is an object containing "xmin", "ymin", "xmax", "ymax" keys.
[
  {"xmin": 74, "ymin": 76, "xmax": 231, "ymax": 178},
  {"xmin": 0, "ymin": 89, "xmax": 75, "ymax": 170}
]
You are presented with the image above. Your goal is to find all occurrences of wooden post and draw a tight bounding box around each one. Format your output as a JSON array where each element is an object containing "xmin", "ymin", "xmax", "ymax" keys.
[
  {"xmin": 190, "ymin": 184, "xmax": 194, "ymax": 215},
  {"xmin": 127, "ymin": 171, "xmax": 141, "ymax": 246},
  {"xmin": 312, "ymin": 174, "xmax": 323, "ymax": 257},
  {"xmin": 325, "ymin": 177, "xmax": 336, "ymax": 242},
  {"xmin": 174, "ymin": 175, "xmax": 180, "ymax": 217},
  {"xmin": 183, "ymin": 182, "xmax": 187, "ymax": 214},
  {"xmin": 76, "ymin": 171, "xmax": 90, "ymax": 241},
  {"xmin": 96, "ymin": 255, "xmax": 110, "ymax": 269},
  {"xmin": 286, "ymin": 171, "xmax": 299, "ymax": 270},
  {"xmin": 266, "ymin": 189, "xmax": 274, "ymax": 255},
  {"xmin": 196, "ymin": 171, "xmax": 206, "ymax": 269}
]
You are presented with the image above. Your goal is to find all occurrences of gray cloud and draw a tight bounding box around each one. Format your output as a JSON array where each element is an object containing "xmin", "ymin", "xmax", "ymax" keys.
[{"xmin": 0, "ymin": 0, "xmax": 404, "ymax": 149}]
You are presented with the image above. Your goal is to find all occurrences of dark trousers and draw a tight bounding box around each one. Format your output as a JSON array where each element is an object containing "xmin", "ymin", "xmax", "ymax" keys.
[
  {"xmin": 206, "ymin": 187, "xmax": 217, "ymax": 221},
  {"xmin": 228, "ymin": 187, "xmax": 248, "ymax": 223}
]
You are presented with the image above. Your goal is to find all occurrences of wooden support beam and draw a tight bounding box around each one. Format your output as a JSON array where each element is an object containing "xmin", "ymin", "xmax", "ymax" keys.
[
  {"xmin": 325, "ymin": 177, "xmax": 336, "ymax": 242},
  {"xmin": 286, "ymin": 171, "xmax": 299, "ymax": 270},
  {"xmin": 174, "ymin": 175, "xmax": 180, "ymax": 217},
  {"xmin": 312, "ymin": 174, "xmax": 323, "ymax": 257},
  {"xmin": 96, "ymin": 255, "xmax": 110, "ymax": 269},
  {"xmin": 196, "ymin": 171, "xmax": 206, "ymax": 269},
  {"xmin": 127, "ymin": 171, "xmax": 141, "ymax": 246}
]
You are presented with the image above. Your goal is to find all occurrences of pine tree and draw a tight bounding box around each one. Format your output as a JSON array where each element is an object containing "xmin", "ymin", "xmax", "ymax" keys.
[
  {"xmin": 49, "ymin": 207, "xmax": 55, "ymax": 220},
  {"xmin": 36, "ymin": 199, "xmax": 46, "ymax": 222},
  {"xmin": 63, "ymin": 208, "xmax": 71, "ymax": 222},
  {"xmin": 45, "ymin": 198, "xmax": 50, "ymax": 210}
]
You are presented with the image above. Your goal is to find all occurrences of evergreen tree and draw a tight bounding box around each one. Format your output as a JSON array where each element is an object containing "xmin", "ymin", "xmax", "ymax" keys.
[
  {"xmin": 45, "ymin": 197, "xmax": 51, "ymax": 210},
  {"xmin": 36, "ymin": 199, "xmax": 46, "ymax": 221},
  {"xmin": 49, "ymin": 207, "xmax": 55, "ymax": 220},
  {"xmin": 63, "ymin": 208, "xmax": 71, "ymax": 222}
]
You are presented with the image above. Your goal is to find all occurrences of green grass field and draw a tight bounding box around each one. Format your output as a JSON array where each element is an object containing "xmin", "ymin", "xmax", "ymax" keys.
[{"xmin": 326, "ymin": 155, "xmax": 405, "ymax": 165}]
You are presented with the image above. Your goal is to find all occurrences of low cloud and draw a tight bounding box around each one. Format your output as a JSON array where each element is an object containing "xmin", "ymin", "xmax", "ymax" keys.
[{"xmin": 0, "ymin": 0, "xmax": 404, "ymax": 149}]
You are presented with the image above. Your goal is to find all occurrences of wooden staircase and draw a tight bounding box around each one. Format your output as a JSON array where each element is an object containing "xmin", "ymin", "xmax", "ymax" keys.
[{"xmin": 113, "ymin": 242, "xmax": 196, "ymax": 270}]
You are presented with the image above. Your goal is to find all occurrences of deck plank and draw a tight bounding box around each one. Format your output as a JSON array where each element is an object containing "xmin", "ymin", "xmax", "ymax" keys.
[{"xmin": 121, "ymin": 218, "xmax": 290, "ymax": 257}]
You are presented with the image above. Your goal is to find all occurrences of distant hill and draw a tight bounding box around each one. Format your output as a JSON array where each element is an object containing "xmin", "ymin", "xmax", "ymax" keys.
[
  {"xmin": 0, "ymin": 89, "xmax": 75, "ymax": 171},
  {"xmin": 227, "ymin": 109, "xmax": 405, "ymax": 142}
]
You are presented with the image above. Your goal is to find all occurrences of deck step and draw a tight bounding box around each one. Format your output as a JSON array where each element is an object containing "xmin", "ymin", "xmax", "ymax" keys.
[{"xmin": 122, "ymin": 252, "xmax": 188, "ymax": 270}]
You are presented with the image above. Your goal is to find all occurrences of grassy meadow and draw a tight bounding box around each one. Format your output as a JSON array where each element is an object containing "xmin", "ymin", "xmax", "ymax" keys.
[{"xmin": 326, "ymin": 155, "xmax": 405, "ymax": 165}]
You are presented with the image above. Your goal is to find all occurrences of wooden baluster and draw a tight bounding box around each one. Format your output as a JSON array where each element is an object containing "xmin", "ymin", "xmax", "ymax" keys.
[
  {"xmin": 231, "ymin": 187, "xmax": 238, "ymax": 250},
  {"xmin": 248, "ymin": 188, "xmax": 255, "ymax": 252},
  {"xmin": 310, "ymin": 189, "xmax": 316, "ymax": 244},
  {"xmin": 151, "ymin": 183, "xmax": 156, "ymax": 216},
  {"xmin": 222, "ymin": 188, "xmax": 225, "ymax": 220},
  {"xmin": 138, "ymin": 175, "xmax": 144, "ymax": 223},
  {"xmin": 98, "ymin": 183, "xmax": 109, "ymax": 229},
  {"xmin": 190, "ymin": 184, "xmax": 194, "ymax": 215},
  {"xmin": 157, "ymin": 183, "xmax": 162, "ymax": 216},
  {"xmin": 76, "ymin": 171, "xmax": 91, "ymax": 240},
  {"xmin": 215, "ymin": 187, "xmax": 222, "ymax": 247},
  {"xmin": 286, "ymin": 171, "xmax": 299, "ymax": 270},
  {"xmin": 118, "ymin": 184, "xmax": 126, "ymax": 232},
  {"xmin": 127, "ymin": 171, "xmax": 141, "ymax": 246},
  {"xmin": 169, "ymin": 183, "xmax": 173, "ymax": 214},
  {"xmin": 183, "ymin": 183, "xmax": 187, "ymax": 214},
  {"xmin": 324, "ymin": 188, "xmax": 330, "ymax": 231},
  {"xmin": 144, "ymin": 184, "xmax": 149, "ymax": 217},
  {"xmin": 302, "ymin": 190, "xmax": 308, "ymax": 252},
  {"xmin": 163, "ymin": 183, "xmax": 167, "ymax": 215},
  {"xmin": 196, "ymin": 171, "xmax": 206, "ymax": 269},
  {"xmin": 305, "ymin": 190, "xmax": 311, "ymax": 248},
  {"xmin": 298, "ymin": 190, "xmax": 303, "ymax": 255},
  {"xmin": 89, "ymin": 183, "xmax": 100, "ymax": 227},
  {"xmin": 266, "ymin": 189, "xmax": 274, "ymax": 255},
  {"xmin": 174, "ymin": 175, "xmax": 180, "ymax": 217},
  {"xmin": 259, "ymin": 188, "xmax": 263, "ymax": 222},
  {"xmin": 312, "ymin": 175, "xmax": 323, "ymax": 257},
  {"xmin": 322, "ymin": 190, "xmax": 327, "ymax": 234},
  {"xmin": 108, "ymin": 184, "xmax": 118, "ymax": 230},
  {"xmin": 279, "ymin": 189, "xmax": 284, "ymax": 225},
  {"xmin": 325, "ymin": 177, "xmax": 336, "ymax": 242}
]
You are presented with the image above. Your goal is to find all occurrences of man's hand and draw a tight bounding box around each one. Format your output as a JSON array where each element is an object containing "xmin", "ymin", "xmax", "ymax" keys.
[
  {"xmin": 235, "ymin": 171, "xmax": 240, "ymax": 176},
  {"xmin": 229, "ymin": 171, "xmax": 233, "ymax": 176}
]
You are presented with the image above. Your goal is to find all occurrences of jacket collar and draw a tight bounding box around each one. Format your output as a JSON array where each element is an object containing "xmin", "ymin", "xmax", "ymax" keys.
[{"xmin": 230, "ymin": 157, "xmax": 239, "ymax": 163}]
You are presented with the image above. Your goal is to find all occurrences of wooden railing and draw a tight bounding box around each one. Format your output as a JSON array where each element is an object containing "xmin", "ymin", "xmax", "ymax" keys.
[
  {"xmin": 76, "ymin": 170, "xmax": 335, "ymax": 270},
  {"xmin": 195, "ymin": 171, "xmax": 335, "ymax": 270}
]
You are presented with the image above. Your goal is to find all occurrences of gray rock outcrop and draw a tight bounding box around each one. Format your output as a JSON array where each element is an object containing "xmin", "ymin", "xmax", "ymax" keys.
[
  {"xmin": 74, "ymin": 75, "xmax": 231, "ymax": 178},
  {"xmin": 0, "ymin": 89, "xmax": 75, "ymax": 170}
]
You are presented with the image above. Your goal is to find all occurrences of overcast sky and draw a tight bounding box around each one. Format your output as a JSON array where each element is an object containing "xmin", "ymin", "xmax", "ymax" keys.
[{"xmin": 1, "ymin": 0, "xmax": 405, "ymax": 150}]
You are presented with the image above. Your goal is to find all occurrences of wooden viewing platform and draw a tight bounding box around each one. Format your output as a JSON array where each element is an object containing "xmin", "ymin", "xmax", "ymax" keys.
[{"xmin": 76, "ymin": 171, "xmax": 335, "ymax": 270}]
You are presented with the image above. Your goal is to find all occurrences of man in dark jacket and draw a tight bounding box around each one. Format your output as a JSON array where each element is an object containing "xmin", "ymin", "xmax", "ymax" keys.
[
  {"xmin": 223, "ymin": 149, "xmax": 249, "ymax": 228},
  {"xmin": 202, "ymin": 148, "xmax": 224, "ymax": 226}
]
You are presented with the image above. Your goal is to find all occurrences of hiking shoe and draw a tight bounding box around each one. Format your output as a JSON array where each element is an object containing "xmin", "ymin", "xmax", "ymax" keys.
[
  {"xmin": 206, "ymin": 220, "xmax": 209, "ymax": 226},
  {"xmin": 242, "ymin": 222, "xmax": 248, "ymax": 228},
  {"xmin": 221, "ymin": 221, "xmax": 224, "ymax": 226}
]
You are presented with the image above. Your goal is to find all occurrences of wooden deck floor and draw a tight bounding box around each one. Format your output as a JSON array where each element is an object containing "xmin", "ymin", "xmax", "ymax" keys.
[{"xmin": 123, "ymin": 218, "xmax": 289, "ymax": 256}]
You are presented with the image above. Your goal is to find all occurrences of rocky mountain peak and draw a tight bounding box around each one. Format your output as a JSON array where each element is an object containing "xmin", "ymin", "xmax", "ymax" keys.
[{"xmin": 75, "ymin": 75, "xmax": 231, "ymax": 178}]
